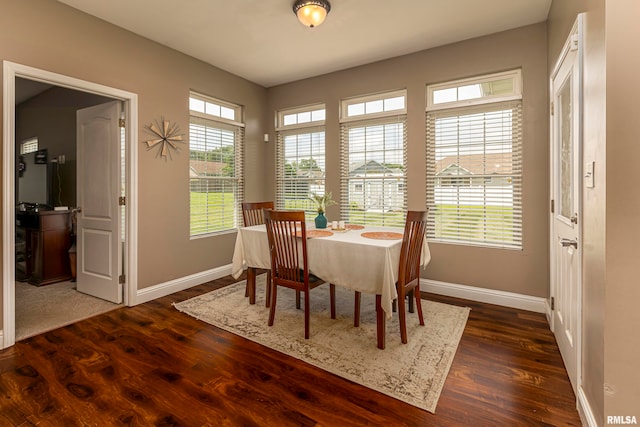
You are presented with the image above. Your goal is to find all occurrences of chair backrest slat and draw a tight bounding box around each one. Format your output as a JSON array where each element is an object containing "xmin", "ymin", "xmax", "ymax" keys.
[{"xmin": 242, "ymin": 201, "xmax": 274, "ymax": 227}]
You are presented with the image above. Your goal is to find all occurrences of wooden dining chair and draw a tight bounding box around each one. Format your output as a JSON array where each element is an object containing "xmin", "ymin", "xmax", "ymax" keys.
[
  {"xmin": 264, "ymin": 209, "xmax": 336, "ymax": 339},
  {"xmin": 242, "ymin": 201, "xmax": 274, "ymax": 227},
  {"xmin": 241, "ymin": 201, "xmax": 274, "ymax": 306},
  {"xmin": 354, "ymin": 210, "xmax": 429, "ymax": 344}
]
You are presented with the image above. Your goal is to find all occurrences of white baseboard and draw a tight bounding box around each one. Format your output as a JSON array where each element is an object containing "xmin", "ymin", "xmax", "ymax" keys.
[
  {"xmin": 134, "ymin": 264, "xmax": 233, "ymax": 305},
  {"xmin": 421, "ymin": 278, "xmax": 547, "ymax": 313},
  {"xmin": 577, "ymin": 386, "xmax": 598, "ymax": 427},
  {"xmin": 134, "ymin": 269, "xmax": 546, "ymax": 313}
]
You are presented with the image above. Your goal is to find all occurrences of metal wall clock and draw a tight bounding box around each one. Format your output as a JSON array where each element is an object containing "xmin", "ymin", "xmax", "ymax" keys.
[{"xmin": 143, "ymin": 117, "xmax": 184, "ymax": 159}]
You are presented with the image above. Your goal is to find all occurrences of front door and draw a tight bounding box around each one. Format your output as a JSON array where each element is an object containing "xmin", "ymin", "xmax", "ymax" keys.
[
  {"xmin": 76, "ymin": 101, "xmax": 123, "ymax": 303},
  {"xmin": 550, "ymin": 16, "xmax": 582, "ymax": 394}
]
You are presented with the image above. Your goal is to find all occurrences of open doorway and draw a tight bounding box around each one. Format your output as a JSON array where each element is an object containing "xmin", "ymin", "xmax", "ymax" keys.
[
  {"xmin": 2, "ymin": 62, "xmax": 139, "ymax": 348},
  {"xmin": 14, "ymin": 79, "xmax": 117, "ymax": 340}
]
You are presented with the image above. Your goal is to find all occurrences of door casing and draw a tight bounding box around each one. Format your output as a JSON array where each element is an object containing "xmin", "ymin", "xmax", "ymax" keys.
[
  {"xmin": 2, "ymin": 61, "xmax": 139, "ymax": 348},
  {"xmin": 549, "ymin": 14, "xmax": 583, "ymax": 395}
]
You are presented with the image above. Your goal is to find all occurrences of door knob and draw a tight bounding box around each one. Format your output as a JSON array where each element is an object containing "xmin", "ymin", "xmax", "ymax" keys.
[
  {"xmin": 570, "ymin": 215, "xmax": 578, "ymax": 224},
  {"xmin": 560, "ymin": 238, "xmax": 578, "ymax": 249}
]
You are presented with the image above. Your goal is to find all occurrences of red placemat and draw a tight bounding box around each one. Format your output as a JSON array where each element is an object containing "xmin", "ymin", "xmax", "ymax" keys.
[
  {"xmin": 296, "ymin": 229, "xmax": 334, "ymax": 238},
  {"xmin": 361, "ymin": 231, "xmax": 403, "ymax": 240},
  {"xmin": 345, "ymin": 224, "xmax": 364, "ymax": 230}
]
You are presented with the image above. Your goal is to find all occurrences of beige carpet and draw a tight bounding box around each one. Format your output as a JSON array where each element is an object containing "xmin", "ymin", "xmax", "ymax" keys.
[
  {"xmin": 15, "ymin": 280, "xmax": 121, "ymax": 341},
  {"xmin": 174, "ymin": 274, "xmax": 470, "ymax": 413}
]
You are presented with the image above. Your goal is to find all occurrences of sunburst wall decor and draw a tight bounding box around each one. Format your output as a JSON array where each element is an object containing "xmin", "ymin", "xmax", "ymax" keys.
[{"xmin": 143, "ymin": 117, "xmax": 184, "ymax": 159}]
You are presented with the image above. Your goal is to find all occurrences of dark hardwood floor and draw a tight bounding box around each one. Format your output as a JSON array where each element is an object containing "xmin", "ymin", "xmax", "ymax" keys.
[{"xmin": 0, "ymin": 273, "xmax": 582, "ymax": 426}]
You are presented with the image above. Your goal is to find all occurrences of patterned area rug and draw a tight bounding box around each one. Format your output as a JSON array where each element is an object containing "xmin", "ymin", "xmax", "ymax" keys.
[{"xmin": 174, "ymin": 274, "xmax": 470, "ymax": 413}]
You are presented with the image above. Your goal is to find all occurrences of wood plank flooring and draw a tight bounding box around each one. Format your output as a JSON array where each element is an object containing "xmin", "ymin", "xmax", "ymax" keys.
[{"xmin": 0, "ymin": 273, "xmax": 582, "ymax": 426}]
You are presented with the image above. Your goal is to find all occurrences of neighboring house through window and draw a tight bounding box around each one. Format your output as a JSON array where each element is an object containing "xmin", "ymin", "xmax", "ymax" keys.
[
  {"xmin": 189, "ymin": 92, "xmax": 244, "ymax": 236},
  {"xmin": 275, "ymin": 104, "xmax": 326, "ymax": 219},
  {"xmin": 425, "ymin": 69, "xmax": 523, "ymax": 249},
  {"xmin": 340, "ymin": 90, "xmax": 407, "ymax": 227}
]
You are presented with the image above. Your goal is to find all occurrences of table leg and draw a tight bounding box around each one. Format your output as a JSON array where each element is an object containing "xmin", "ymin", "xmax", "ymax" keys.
[
  {"xmin": 247, "ymin": 267, "xmax": 256, "ymax": 305},
  {"xmin": 376, "ymin": 294, "xmax": 385, "ymax": 349}
]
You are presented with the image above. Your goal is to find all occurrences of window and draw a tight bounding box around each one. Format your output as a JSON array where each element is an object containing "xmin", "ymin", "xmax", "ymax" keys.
[
  {"xmin": 189, "ymin": 93, "xmax": 244, "ymax": 236},
  {"xmin": 426, "ymin": 70, "xmax": 522, "ymax": 249},
  {"xmin": 21, "ymin": 137, "xmax": 38, "ymax": 154},
  {"xmin": 427, "ymin": 69, "xmax": 522, "ymax": 110},
  {"xmin": 340, "ymin": 90, "xmax": 407, "ymax": 227},
  {"xmin": 276, "ymin": 104, "xmax": 326, "ymax": 218}
]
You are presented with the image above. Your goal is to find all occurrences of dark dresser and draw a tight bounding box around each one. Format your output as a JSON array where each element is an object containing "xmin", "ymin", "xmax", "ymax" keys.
[{"xmin": 16, "ymin": 210, "xmax": 72, "ymax": 286}]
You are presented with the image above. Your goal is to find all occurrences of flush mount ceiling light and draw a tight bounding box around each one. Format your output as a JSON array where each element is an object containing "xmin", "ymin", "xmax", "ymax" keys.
[{"xmin": 293, "ymin": 0, "xmax": 331, "ymax": 28}]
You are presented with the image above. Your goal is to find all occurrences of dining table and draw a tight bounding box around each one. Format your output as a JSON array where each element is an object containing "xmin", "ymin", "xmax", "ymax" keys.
[{"xmin": 231, "ymin": 221, "xmax": 431, "ymax": 349}]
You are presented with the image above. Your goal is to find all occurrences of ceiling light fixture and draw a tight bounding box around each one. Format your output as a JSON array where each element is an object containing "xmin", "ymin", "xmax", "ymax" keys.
[{"xmin": 293, "ymin": 0, "xmax": 331, "ymax": 28}]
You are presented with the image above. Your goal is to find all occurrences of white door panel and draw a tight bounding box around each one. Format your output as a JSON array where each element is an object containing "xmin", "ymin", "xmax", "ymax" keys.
[
  {"xmin": 76, "ymin": 101, "xmax": 122, "ymax": 303},
  {"xmin": 81, "ymin": 229, "xmax": 113, "ymax": 278}
]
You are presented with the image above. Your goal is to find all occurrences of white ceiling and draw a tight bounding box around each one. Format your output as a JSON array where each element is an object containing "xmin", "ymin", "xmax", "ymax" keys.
[{"xmin": 57, "ymin": 0, "xmax": 552, "ymax": 88}]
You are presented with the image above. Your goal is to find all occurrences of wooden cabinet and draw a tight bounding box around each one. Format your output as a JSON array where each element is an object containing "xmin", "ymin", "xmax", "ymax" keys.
[{"xmin": 16, "ymin": 210, "xmax": 72, "ymax": 286}]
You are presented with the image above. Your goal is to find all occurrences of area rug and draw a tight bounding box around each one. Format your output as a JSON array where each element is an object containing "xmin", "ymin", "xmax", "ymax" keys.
[{"xmin": 174, "ymin": 274, "xmax": 470, "ymax": 413}]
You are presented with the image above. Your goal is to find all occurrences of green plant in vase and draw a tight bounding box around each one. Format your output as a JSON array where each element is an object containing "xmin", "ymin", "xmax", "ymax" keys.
[{"xmin": 310, "ymin": 192, "xmax": 336, "ymax": 229}]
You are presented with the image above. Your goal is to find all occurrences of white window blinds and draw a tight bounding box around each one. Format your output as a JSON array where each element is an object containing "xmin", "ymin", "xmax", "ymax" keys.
[
  {"xmin": 276, "ymin": 105, "xmax": 326, "ymax": 219},
  {"xmin": 426, "ymin": 101, "xmax": 522, "ymax": 249},
  {"xmin": 340, "ymin": 115, "xmax": 407, "ymax": 227},
  {"xmin": 189, "ymin": 101, "xmax": 244, "ymax": 236},
  {"xmin": 276, "ymin": 128, "xmax": 326, "ymax": 218}
]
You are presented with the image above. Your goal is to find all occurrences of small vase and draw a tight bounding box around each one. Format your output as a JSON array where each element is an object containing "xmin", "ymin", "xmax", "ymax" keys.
[{"xmin": 315, "ymin": 212, "xmax": 327, "ymax": 229}]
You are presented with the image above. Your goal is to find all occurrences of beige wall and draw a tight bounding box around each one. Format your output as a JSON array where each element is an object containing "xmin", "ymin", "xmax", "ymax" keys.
[
  {"xmin": 604, "ymin": 0, "xmax": 640, "ymax": 420},
  {"xmin": 267, "ymin": 23, "xmax": 549, "ymax": 297},
  {"xmin": 549, "ymin": 0, "xmax": 640, "ymax": 423},
  {"xmin": 1, "ymin": 0, "xmax": 268, "ymax": 326}
]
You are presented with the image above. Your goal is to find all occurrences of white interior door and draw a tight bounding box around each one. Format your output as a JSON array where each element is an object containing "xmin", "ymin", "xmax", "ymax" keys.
[
  {"xmin": 550, "ymin": 17, "xmax": 582, "ymax": 395},
  {"xmin": 76, "ymin": 101, "xmax": 122, "ymax": 303}
]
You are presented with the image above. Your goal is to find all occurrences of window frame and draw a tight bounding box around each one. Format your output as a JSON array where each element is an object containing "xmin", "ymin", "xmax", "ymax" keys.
[
  {"xmin": 340, "ymin": 89, "xmax": 407, "ymax": 123},
  {"xmin": 275, "ymin": 104, "xmax": 327, "ymax": 218},
  {"xmin": 427, "ymin": 69, "xmax": 522, "ymax": 111},
  {"xmin": 425, "ymin": 70, "xmax": 523, "ymax": 250},
  {"xmin": 188, "ymin": 92, "xmax": 245, "ymax": 238},
  {"xmin": 340, "ymin": 90, "xmax": 408, "ymax": 227},
  {"xmin": 276, "ymin": 103, "xmax": 326, "ymax": 131}
]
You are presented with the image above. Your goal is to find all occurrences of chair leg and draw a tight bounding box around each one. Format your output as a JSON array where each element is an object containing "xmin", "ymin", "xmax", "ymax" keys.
[
  {"xmin": 398, "ymin": 290, "xmax": 408, "ymax": 344},
  {"xmin": 415, "ymin": 287, "xmax": 425, "ymax": 326},
  {"xmin": 408, "ymin": 289, "xmax": 415, "ymax": 313},
  {"xmin": 247, "ymin": 267, "xmax": 256, "ymax": 305},
  {"xmin": 295, "ymin": 290, "xmax": 301, "ymax": 309},
  {"xmin": 398, "ymin": 304, "xmax": 407, "ymax": 344},
  {"xmin": 265, "ymin": 270, "xmax": 272, "ymax": 308},
  {"xmin": 330, "ymin": 283, "xmax": 336, "ymax": 319},
  {"xmin": 354, "ymin": 291, "xmax": 361, "ymax": 327},
  {"xmin": 304, "ymin": 289, "xmax": 311, "ymax": 339},
  {"xmin": 268, "ymin": 283, "xmax": 277, "ymax": 327}
]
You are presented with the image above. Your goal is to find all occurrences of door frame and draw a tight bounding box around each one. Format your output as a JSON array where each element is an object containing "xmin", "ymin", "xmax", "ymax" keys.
[
  {"xmin": 2, "ymin": 61, "xmax": 139, "ymax": 348},
  {"xmin": 548, "ymin": 14, "xmax": 583, "ymax": 391}
]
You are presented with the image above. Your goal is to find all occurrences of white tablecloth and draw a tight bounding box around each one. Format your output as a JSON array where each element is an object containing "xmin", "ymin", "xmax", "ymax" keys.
[{"xmin": 231, "ymin": 224, "xmax": 431, "ymax": 318}]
